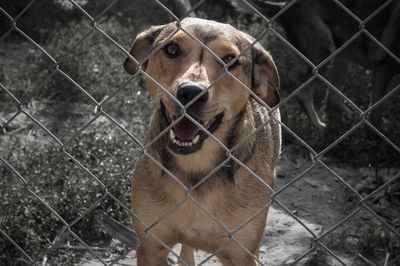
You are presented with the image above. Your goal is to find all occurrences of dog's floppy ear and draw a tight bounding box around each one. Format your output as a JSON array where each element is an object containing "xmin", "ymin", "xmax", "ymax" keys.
[
  {"xmin": 124, "ymin": 25, "xmax": 165, "ymax": 74},
  {"xmin": 251, "ymin": 43, "xmax": 280, "ymax": 107}
]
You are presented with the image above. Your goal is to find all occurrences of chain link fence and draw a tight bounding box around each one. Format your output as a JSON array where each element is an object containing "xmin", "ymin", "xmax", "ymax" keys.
[{"xmin": 1, "ymin": 0, "xmax": 399, "ymax": 265}]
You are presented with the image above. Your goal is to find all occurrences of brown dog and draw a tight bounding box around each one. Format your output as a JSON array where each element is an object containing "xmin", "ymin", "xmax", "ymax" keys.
[{"xmin": 124, "ymin": 18, "xmax": 281, "ymax": 266}]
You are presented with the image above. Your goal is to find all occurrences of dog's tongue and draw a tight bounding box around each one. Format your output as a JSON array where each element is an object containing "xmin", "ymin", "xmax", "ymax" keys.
[{"xmin": 174, "ymin": 117, "xmax": 201, "ymax": 140}]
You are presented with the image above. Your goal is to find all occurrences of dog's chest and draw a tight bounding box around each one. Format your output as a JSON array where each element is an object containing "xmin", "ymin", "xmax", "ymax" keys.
[{"xmin": 172, "ymin": 196, "xmax": 236, "ymax": 249}]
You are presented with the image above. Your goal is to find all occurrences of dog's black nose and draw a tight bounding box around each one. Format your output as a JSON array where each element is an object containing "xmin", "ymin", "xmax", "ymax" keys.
[{"xmin": 176, "ymin": 83, "xmax": 209, "ymax": 109}]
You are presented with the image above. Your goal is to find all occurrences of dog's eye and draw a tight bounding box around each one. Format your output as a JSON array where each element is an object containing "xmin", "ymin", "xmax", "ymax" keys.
[
  {"xmin": 222, "ymin": 54, "xmax": 240, "ymax": 69},
  {"xmin": 164, "ymin": 43, "xmax": 180, "ymax": 58}
]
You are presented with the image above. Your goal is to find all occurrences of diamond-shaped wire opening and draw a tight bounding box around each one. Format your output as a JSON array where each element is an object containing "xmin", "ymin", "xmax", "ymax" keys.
[
  {"xmin": 64, "ymin": 200, "xmax": 134, "ymax": 265},
  {"xmin": 323, "ymin": 122, "xmax": 400, "ymax": 169},
  {"xmin": 27, "ymin": 154, "xmax": 106, "ymax": 221},
  {"xmin": 0, "ymin": 117, "xmax": 63, "ymax": 175},
  {"xmin": 72, "ymin": 208, "xmax": 136, "ymax": 265},
  {"xmin": 43, "ymin": 25, "xmax": 131, "ymax": 101},
  {"xmin": 260, "ymin": 205, "xmax": 323, "ymax": 264},
  {"xmin": 0, "ymin": 41, "xmax": 56, "ymax": 106},
  {"xmin": 316, "ymin": 204, "xmax": 400, "ymax": 265},
  {"xmin": 100, "ymin": 89, "xmax": 151, "ymax": 136},
  {"xmin": 62, "ymin": 114, "xmax": 143, "ymax": 182},
  {"xmin": 275, "ymin": 163, "xmax": 357, "ymax": 224},
  {"xmin": 13, "ymin": 5, "xmax": 94, "ymax": 55},
  {"xmin": 0, "ymin": 165, "xmax": 67, "ymax": 263},
  {"xmin": 20, "ymin": 99, "xmax": 98, "ymax": 143}
]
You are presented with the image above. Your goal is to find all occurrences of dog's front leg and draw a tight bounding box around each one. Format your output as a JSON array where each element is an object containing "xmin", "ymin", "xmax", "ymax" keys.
[
  {"xmin": 136, "ymin": 238, "xmax": 170, "ymax": 266},
  {"xmin": 175, "ymin": 244, "xmax": 195, "ymax": 266}
]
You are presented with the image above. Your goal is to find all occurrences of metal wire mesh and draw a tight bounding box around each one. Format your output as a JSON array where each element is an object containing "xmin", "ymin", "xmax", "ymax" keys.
[{"xmin": 0, "ymin": 0, "xmax": 399, "ymax": 265}]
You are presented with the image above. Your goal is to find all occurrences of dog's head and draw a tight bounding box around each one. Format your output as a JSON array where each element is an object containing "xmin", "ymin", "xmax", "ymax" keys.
[{"xmin": 124, "ymin": 18, "xmax": 279, "ymax": 158}]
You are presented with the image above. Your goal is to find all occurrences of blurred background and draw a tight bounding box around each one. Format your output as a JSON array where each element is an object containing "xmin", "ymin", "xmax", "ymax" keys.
[{"xmin": 0, "ymin": 0, "xmax": 399, "ymax": 265}]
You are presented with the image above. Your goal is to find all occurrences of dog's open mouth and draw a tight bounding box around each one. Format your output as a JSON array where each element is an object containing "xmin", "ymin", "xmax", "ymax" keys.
[{"xmin": 161, "ymin": 102, "xmax": 223, "ymax": 155}]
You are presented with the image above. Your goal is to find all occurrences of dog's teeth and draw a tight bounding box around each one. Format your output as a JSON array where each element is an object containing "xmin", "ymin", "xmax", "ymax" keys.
[
  {"xmin": 171, "ymin": 135, "xmax": 197, "ymax": 148},
  {"xmin": 193, "ymin": 135, "xmax": 200, "ymax": 144}
]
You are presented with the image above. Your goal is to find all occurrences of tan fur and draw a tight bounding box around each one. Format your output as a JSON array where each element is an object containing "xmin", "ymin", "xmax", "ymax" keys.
[{"xmin": 125, "ymin": 18, "xmax": 281, "ymax": 266}]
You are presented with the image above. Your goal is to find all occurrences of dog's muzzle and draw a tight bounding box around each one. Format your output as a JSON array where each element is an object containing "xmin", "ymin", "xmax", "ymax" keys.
[{"xmin": 161, "ymin": 83, "xmax": 223, "ymax": 155}]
